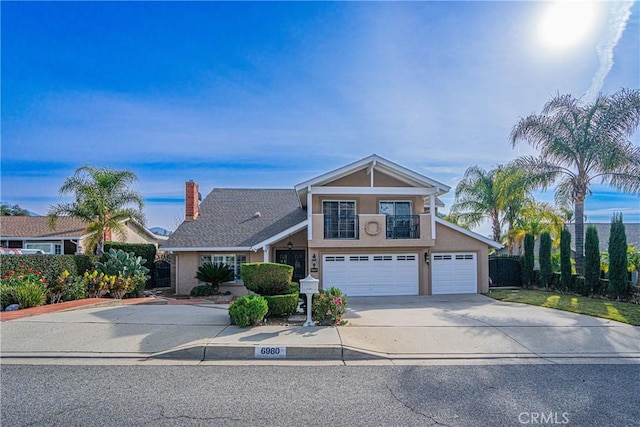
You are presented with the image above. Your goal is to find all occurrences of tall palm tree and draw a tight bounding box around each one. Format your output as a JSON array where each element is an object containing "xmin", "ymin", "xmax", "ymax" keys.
[
  {"xmin": 506, "ymin": 200, "xmax": 564, "ymax": 253},
  {"xmin": 451, "ymin": 164, "xmax": 533, "ymax": 244},
  {"xmin": 48, "ymin": 166, "xmax": 145, "ymax": 255},
  {"xmin": 510, "ymin": 89, "xmax": 640, "ymax": 274}
]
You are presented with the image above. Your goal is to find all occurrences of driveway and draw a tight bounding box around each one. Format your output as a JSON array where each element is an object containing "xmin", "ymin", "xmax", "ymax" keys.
[{"xmin": 340, "ymin": 294, "xmax": 640, "ymax": 360}]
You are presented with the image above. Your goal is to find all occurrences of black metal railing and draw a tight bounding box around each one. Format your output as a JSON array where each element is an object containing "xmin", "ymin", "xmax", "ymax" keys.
[
  {"xmin": 324, "ymin": 215, "xmax": 359, "ymax": 239},
  {"xmin": 386, "ymin": 215, "xmax": 420, "ymax": 239}
]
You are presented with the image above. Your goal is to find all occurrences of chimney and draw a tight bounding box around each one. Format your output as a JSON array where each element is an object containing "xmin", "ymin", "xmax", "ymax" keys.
[{"xmin": 185, "ymin": 180, "xmax": 199, "ymax": 221}]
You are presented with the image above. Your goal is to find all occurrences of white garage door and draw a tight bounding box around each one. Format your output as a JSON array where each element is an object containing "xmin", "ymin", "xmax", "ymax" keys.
[
  {"xmin": 323, "ymin": 254, "xmax": 419, "ymax": 296},
  {"xmin": 431, "ymin": 253, "xmax": 477, "ymax": 294}
]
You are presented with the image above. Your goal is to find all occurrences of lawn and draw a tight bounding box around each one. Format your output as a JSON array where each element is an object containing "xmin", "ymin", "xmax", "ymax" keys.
[{"xmin": 485, "ymin": 289, "xmax": 640, "ymax": 326}]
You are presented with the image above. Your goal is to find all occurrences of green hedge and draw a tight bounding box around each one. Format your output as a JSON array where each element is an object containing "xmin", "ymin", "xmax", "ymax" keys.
[
  {"xmin": 0, "ymin": 255, "xmax": 77, "ymax": 282},
  {"xmin": 103, "ymin": 243, "xmax": 156, "ymax": 286},
  {"xmin": 74, "ymin": 254, "xmax": 98, "ymax": 275},
  {"xmin": 228, "ymin": 295, "xmax": 268, "ymax": 327},
  {"xmin": 263, "ymin": 288, "xmax": 300, "ymax": 317},
  {"xmin": 240, "ymin": 262, "xmax": 293, "ymax": 295}
]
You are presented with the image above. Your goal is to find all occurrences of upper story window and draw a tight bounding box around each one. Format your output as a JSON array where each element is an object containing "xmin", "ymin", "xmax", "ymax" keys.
[
  {"xmin": 323, "ymin": 200, "xmax": 357, "ymax": 239},
  {"xmin": 379, "ymin": 201, "xmax": 412, "ymax": 216}
]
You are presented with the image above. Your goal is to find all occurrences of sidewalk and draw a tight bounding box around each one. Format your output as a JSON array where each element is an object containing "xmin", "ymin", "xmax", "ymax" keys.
[{"xmin": 1, "ymin": 296, "xmax": 639, "ymax": 365}]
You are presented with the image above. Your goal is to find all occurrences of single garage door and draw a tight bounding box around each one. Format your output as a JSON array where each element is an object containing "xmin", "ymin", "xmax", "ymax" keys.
[
  {"xmin": 323, "ymin": 254, "xmax": 419, "ymax": 296},
  {"xmin": 431, "ymin": 253, "xmax": 477, "ymax": 294}
]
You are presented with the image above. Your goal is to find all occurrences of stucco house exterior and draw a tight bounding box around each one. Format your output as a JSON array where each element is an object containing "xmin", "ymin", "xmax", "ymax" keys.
[
  {"xmin": 0, "ymin": 216, "xmax": 167, "ymax": 254},
  {"xmin": 163, "ymin": 155, "xmax": 502, "ymax": 296}
]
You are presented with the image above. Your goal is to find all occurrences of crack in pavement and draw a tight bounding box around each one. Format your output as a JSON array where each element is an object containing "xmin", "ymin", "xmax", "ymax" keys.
[{"xmin": 386, "ymin": 385, "xmax": 453, "ymax": 426}]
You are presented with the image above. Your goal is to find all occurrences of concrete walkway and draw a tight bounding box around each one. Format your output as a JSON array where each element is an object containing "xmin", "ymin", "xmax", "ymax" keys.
[{"xmin": 1, "ymin": 295, "xmax": 639, "ymax": 365}]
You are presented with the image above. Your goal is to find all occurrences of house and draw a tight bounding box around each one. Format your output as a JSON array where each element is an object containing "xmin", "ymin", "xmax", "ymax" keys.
[
  {"xmin": 565, "ymin": 223, "xmax": 640, "ymax": 253},
  {"xmin": 162, "ymin": 155, "xmax": 503, "ymax": 296},
  {"xmin": 0, "ymin": 216, "xmax": 167, "ymax": 254}
]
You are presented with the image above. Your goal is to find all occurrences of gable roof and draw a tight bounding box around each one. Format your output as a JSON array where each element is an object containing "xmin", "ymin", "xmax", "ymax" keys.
[
  {"xmin": 162, "ymin": 189, "xmax": 307, "ymax": 251},
  {"xmin": 435, "ymin": 217, "xmax": 503, "ymax": 249},
  {"xmin": 0, "ymin": 216, "xmax": 89, "ymax": 239},
  {"xmin": 294, "ymin": 155, "xmax": 450, "ymax": 203},
  {"xmin": 566, "ymin": 223, "xmax": 640, "ymax": 252}
]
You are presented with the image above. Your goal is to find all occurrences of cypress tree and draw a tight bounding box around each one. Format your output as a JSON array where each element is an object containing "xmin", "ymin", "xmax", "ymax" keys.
[
  {"xmin": 608, "ymin": 213, "xmax": 628, "ymax": 299},
  {"xmin": 539, "ymin": 232, "xmax": 552, "ymax": 289},
  {"xmin": 584, "ymin": 226, "xmax": 600, "ymax": 295},
  {"xmin": 560, "ymin": 228, "xmax": 572, "ymax": 290},
  {"xmin": 522, "ymin": 233, "xmax": 535, "ymax": 288}
]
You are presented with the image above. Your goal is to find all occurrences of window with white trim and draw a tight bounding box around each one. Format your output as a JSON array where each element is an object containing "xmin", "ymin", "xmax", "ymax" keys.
[{"xmin": 200, "ymin": 254, "xmax": 247, "ymax": 281}]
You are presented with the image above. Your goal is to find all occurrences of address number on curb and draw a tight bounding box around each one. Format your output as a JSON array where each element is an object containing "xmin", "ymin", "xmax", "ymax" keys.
[{"xmin": 255, "ymin": 346, "xmax": 286, "ymax": 359}]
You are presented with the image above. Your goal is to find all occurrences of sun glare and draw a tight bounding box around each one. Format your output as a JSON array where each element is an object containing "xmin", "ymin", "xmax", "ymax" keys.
[{"xmin": 539, "ymin": 1, "xmax": 599, "ymax": 50}]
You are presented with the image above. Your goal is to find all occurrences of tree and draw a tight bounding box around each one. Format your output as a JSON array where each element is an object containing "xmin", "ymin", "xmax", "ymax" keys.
[
  {"xmin": 48, "ymin": 166, "xmax": 145, "ymax": 255},
  {"xmin": 560, "ymin": 228, "xmax": 572, "ymax": 290},
  {"xmin": 584, "ymin": 226, "xmax": 600, "ymax": 295},
  {"xmin": 539, "ymin": 232, "xmax": 552, "ymax": 289},
  {"xmin": 522, "ymin": 233, "xmax": 535, "ymax": 288},
  {"xmin": 1, "ymin": 203, "xmax": 30, "ymax": 216},
  {"xmin": 451, "ymin": 164, "xmax": 533, "ymax": 244},
  {"xmin": 608, "ymin": 213, "xmax": 628, "ymax": 299},
  {"xmin": 510, "ymin": 89, "xmax": 640, "ymax": 274},
  {"xmin": 506, "ymin": 200, "xmax": 564, "ymax": 253}
]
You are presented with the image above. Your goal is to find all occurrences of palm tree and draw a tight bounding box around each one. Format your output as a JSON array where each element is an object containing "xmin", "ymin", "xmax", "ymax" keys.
[
  {"xmin": 506, "ymin": 200, "xmax": 564, "ymax": 253},
  {"xmin": 451, "ymin": 164, "xmax": 534, "ymax": 246},
  {"xmin": 48, "ymin": 166, "xmax": 145, "ymax": 255},
  {"xmin": 510, "ymin": 89, "xmax": 640, "ymax": 274}
]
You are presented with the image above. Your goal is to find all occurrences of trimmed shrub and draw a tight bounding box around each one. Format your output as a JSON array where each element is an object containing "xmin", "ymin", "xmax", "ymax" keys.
[
  {"xmin": 190, "ymin": 284, "xmax": 216, "ymax": 297},
  {"xmin": 560, "ymin": 228, "xmax": 572, "ymax": 291},
  {"xmin": 0, "ymin": 255, "xmax": 77, "ymax": 284},
  {"xmin": 522, "ymin": 233, "xmax": 535, "ymax": 288},
  {"xmin": 74, "ymin": 254, "xmax": 98, "ymax": 275},
  {"xmin": 584, "ymin": 226, "xmax": 600, "ymax": 295},
  {"xmin": 228, "ymin": 295, "xmax": 268, "ymax": 327},
  {"xmin": 608, "ymin": 213, "xmax": 629, "ymax": 298},
  {"xmin": 539, "ymin": 232, "xmax": 552, "ymax": 288},
  {"xmin": 240, "ymin": 263, "xmax": 293, "ymax": 296},
  {"xmin": 263, "ymin": 288, "xmax": 300, "ymax": 317}
]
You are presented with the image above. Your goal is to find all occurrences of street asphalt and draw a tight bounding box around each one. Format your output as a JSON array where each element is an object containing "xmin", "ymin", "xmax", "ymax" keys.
[{"xmin": 1, "ymin": 294, "xmax": 639, "ymax": 364}]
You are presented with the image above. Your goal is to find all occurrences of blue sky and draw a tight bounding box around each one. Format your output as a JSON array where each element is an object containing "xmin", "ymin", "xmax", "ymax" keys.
[{"xmin": 2, "ymin": 1, "xmax": 639, "ymax": 234}]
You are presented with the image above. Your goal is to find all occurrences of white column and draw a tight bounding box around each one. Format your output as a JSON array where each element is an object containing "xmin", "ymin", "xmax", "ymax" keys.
[
  {"xmin": 263, "ymin": 245, "xmax": 270, "ymax": 262},
  {"xmin": 307, "ymin": 187, "xmax": 313, "ymax": 240},
  {"xmin": 430, "ymin": 195, "xmax": 436, "ymax": 240}
]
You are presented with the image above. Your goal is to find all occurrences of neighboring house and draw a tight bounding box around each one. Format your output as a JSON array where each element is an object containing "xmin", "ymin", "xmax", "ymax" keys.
[
  {"xmin": 163, "ymin": 155, "xmax": 502, "ymax": 296},
  {"xmin": 565, "ymin": 223, "xmax": 640, "ymax": 254},
  {"xmin": 0, "ymin": 216, "xmax": 167, "ymax": 254}
]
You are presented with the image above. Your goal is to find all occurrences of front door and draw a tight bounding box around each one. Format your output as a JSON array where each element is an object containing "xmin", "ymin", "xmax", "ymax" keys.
[{"xmin": 276, "ymin": 250, "xmax": 306, "ymax": 283}]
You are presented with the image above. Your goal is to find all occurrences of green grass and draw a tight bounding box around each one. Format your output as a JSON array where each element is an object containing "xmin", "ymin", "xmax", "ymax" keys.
[{"xmin": 485, "ymin": 289, "xmax": 640, "ymax": 326}]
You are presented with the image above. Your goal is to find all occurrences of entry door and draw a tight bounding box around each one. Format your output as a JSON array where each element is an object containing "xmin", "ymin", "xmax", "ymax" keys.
[{"xmin": 276, "ymin": 250, "xmax": 306, "ymax": 283}]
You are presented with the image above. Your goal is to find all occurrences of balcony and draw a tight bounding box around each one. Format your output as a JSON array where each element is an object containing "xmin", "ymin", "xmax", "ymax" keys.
[
  {"xmin": 324, "ymin": 215, "xmax": 359, "ymax": 239},
  {"xmin": 386, "ymin": 215, "xmax": 420, "ymax": 239}
]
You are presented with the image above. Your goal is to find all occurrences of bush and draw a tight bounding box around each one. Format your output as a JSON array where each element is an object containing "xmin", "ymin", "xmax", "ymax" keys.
[
  {"xmin": 539, "ymin": 232, "xmax": 552, "ymax": 288},
  {"xmin": 83, "ymin": 270, "xmax": 115, "ymax": 298},
  {"xmin": 74, "ymin": 254, "xmax": 98, "ymax": 275},
  {"xmin": 240, "ymin": 263, "xmax": 293, "ymax": 296},
  {"xmin": 560, "ymin": 228, "xmax": 572, "ymax": 291},
  {"xmin": 608, "ymin": 213, "xmax": 629, "ymax": 299},
  {"xmin": 190, "ymin": 284, "xmax": 216, "ymax": 297},
  {"xmin": 48, "ymin": 270, "xmax": 73, "ymax": 304},
  {"xmin": 522, "ymin": 233, "xmax": 534, "ymax": 288},
  {"xmin": 263, "ymin": 287, "xmax": 299, "ymax": 317},
  {"xmin": 0, "ymin": 255, "xmax": 77, "ymax": 284},
  {"xmin": 194, "ymin": 262, "xmax": 234, "ymax": 294},
  {"xmin": 110, "ymin": 275, "xmax": 134, "ymax": 299},
  {"xmin": 228, "ymin": 295, "xmax": 269, "ymax": 327},
  {"xmin": 585, "ymin": 226, "xmax": 601, "ymax": 295},
  {"xmin": 13, "ymin": 282, "xmax": 47, "ymax": 308},
  {"xmin": 104, "ymin": 243, "xmax": 155, "ymax": 284},
  {"xmin": 312, "ymin": 287, "xmax": 348, "ymax": 326},
  {"xmin": 573, "ymin": 275, "xmax": 590, "ymax": 296},
  {"xmin": 63, "ymin": 277, "xmax": 87, "ymax": 301},
  {"xmin": 1, "ymin": 284, "xmax": 17, "ymax": 308}
]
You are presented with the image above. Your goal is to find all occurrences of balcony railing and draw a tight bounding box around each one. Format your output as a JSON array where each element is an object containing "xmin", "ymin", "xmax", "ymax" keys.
[
  {"xmin": 386, "ymin": 215, "xmax": 420, "ymax": 239},
  {"xmin": 324, "ymin": 215, "xmax": 359, "ymax": 239}
]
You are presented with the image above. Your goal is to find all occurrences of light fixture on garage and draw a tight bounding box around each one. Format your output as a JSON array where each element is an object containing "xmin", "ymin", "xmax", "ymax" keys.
[
  {"xmin": 424, "ymin": 252, "xmax": 430, "ymax": 264},
  {"xmin": 311, "ymin": 253, "xmax": 317, "ymax": 269},
  {"xmin": 287, "ymin": 241, "xmax": 293, "ymax": 250}
]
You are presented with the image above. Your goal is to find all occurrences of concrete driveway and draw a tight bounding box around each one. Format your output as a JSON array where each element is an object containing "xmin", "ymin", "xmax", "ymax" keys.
[{"xmin": 341, "ymin": 294, "xmax": 640, "ymax": 360}]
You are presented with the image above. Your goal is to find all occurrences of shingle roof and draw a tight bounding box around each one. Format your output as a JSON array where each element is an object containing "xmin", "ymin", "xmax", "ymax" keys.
[
  {"xmin": 163, "ymin": 189, "xmax": 307, "ymax": 249},
  {"xmin": 566, "ymin": 223, "xmax": 640, "ymax": 252},
  {"xmin": 0, "ymin": 216, "xmax": 88, "ymax": 238}
]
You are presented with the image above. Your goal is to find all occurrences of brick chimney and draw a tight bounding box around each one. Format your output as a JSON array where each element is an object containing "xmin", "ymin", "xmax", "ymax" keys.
[{"xmin": 185, "ymin": 180, "xmax": 199, "ymax": 221}]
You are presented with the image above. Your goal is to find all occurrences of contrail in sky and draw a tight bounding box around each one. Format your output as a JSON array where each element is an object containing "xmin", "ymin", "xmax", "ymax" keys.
[{"xmin": 584, "ymin": 1, "xmax": 634, "ymax": 101}]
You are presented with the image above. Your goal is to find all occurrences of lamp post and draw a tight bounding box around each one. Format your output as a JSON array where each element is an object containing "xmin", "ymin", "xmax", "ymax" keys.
[{"xmin": 299, "ymin": 275, "xmax": 319, "ymax": 327}]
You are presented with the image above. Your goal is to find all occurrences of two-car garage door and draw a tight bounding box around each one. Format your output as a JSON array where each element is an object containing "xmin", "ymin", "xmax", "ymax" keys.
[
  {"xmin": 323, "ymin": 254, "xmax": 419, "ymax": 296},
  {"xmin": 322, "ymin": 252, "xmax": 478, "ymax": 296}
]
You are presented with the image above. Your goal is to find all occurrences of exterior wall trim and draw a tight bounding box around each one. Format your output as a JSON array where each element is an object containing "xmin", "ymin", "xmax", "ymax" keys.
[
  {"xmin": 311, "ymin": 186, "xmax": 439, "ymax": 196},
  {"xmin": 162, "ymin": 246, "xmax": 252, "ymax": 252}
]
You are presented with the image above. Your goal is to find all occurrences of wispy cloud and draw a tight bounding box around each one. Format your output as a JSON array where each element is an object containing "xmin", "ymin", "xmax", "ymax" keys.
[{"xmin": 584, "ymin": 1, "xmax": 634, "ymax": 101}]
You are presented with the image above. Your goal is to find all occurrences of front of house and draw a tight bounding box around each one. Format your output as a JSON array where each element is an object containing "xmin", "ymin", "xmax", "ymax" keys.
[{"xmin": 163, "ymin": 155, "xmax": 502, "ymax": 296}]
